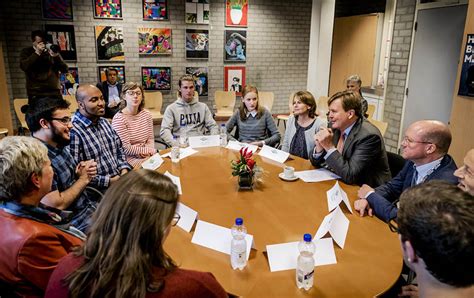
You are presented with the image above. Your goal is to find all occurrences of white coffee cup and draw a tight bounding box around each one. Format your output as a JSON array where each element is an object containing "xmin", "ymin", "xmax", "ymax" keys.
[{"xmin": 283, "ymin": 166, "xmax": 295, "ymax": 179}]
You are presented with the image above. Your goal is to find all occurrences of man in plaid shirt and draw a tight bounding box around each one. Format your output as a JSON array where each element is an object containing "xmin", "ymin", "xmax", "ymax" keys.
[{"xmin": 70, "ymin": 84, "xmax": 131, "ymax": 191}]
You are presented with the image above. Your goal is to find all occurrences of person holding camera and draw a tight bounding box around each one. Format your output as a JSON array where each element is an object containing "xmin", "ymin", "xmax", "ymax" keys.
[{"xmin": 20, "ymin": 30, "xmax": 68, "ymax": 105}]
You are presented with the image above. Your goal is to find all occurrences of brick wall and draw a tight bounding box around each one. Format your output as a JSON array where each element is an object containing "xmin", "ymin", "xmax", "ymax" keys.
[
  {"xmin": 1, "ymin": 0, "xmax": 312, "ymax": 130},
  {"xmin": 382, "ymin": 0, "xmax": 415, "ymax": 152}
]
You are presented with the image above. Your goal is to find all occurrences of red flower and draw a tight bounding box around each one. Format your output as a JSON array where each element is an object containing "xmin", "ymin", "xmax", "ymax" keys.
[{"xmin": 247, "ymin": 159, "xmax": 255, "ymax": 170}]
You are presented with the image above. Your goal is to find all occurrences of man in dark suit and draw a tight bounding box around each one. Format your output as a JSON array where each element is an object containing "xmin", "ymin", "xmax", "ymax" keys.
[
  {"xmin": 354, "ymin": 120, "xmax": 457, "ymax": 222},
  {"xmin": 310, "ymin": 90, "xmax": 391, "ymax": 187},
  {"xmin": 96, "ymin": 67, "xmax": 122, "ymax": 118}
]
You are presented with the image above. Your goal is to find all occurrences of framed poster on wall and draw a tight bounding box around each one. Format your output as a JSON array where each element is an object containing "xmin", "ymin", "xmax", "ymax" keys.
[
  {"xmin": 225, "ymin": 0, "xmax": 248, "ymax": 27},
  {"xmin": 138, "ymin": 28, "xmax": 172, "ymax": 55},
  {"xmin": 60, "ymin": 67, "xmax": 79, "ymax": 95},
  {"xmin": 458, "ymin": 34, "xmax": 474, "ymax": 97},
  {"xmin": 42, "ymin": 0, "xmax": 73, "ymax": 20},
  {"xmin": 94, "ymin": 0, "xmax": 122, "ymax": 19},
  {"xmin": 143, "ymin": 0, "xmax": 168, "ymax": 21},
  {"xmin": 185, "ymin": 0, "xmax": 209, "ymax": 24},
  {"xmin": 44, "ymin": 24, "xmax": 77, "ymax": 61},
  {"xmin": 186, "ymin": 29, "xmax": 209, "ymax": 59},
  {"xmin": 141, "ymin": 66, "xmax": 172, "ymax": 91},
  {"xmin": 98, "ymin": 66, "xmax": 126, "ymax": 84},
  {"xmin": 224, "ymin": 29, "xmax": 246, "ymax": 62},
  {"xmin": 186, "ymin": 67, "xmax": 208, "ymax": 96},
  {"xmin": 224, "ymin": 66, "xmax": 245, "ymax": 96},
  {"xmin": 95, "ymin": 26, "xmax": 124, "ymax": 61}
]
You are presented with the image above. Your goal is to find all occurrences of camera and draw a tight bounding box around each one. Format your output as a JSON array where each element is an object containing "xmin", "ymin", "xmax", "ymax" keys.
[{"xmin": 45, "ymin": 43, "xmax": 60, "ymax": 53}]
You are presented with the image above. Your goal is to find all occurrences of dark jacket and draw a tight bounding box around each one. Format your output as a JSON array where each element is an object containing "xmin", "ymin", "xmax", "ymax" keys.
[
  {"xmin": 310, "ymin": 117, "xmax": 391, "ymax": 187},
  {"xmin": 96, "ymin": 81, "xmax": 123, "ymax": 118},
  {"xmin": 367, "ymin": 154, "xmax": 458, "ymax": 222}
]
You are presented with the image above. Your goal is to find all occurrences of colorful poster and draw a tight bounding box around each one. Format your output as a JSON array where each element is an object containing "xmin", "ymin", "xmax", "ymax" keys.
[
  {"xmin": 94, "ymin": 0, "xmax": 122, "ymax": 19},
  {"xmin": 186, "ymin": 67, "xmax": 208, "ymax": 96},
  {"xmin": 224, "ymin": 30, "xmax": 246, "ymax": 62},
  {"xmin": 142, "ymin": 67, "xmax": 171, "ymax": 90},
  {"xmin": 95, "ymin": 26, "xmax": 124, "ymax": 61},
  {"xmin": 138, "ymin": 28, "xmax": 172, "ymax": 55},
  {"xmin": 186, "ymin": 29, "xmax": 209, "ymax": 59},
  {"xmin": 42, "ymin": 0, "xmax": 73, "ymax": 20},
  {"xmin": 458, "ymin": 34, "xmax": 474, "ymax": 97},
  {"xmin": 143, "ymin": 0, "xmax": 168, "ymax": 21},
  {"xmin": 45, "ymin": 24, "xmax": 77, "ymax": 61},
  {"xmin": 60, "ymin": 67, "xmax": 79, "ymax": 95},
  {"xmin": 224, "ymin": 66, "xmax": 245, "ymax": 96},
  {"xmin": 186, "ymin": 0, "xmax": 209, "ymax": 24},
  {"xmin": 225, "ymin": 0, "xmax": 248, "ymax": 27},
  {"xmin": 98, "ymin": 66, "xmax": 126, "ymax": 84}
]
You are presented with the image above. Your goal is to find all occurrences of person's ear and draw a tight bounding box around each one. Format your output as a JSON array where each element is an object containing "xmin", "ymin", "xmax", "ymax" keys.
[
  {"xmin": 39, "ymin": 118, "xmax": 50, "ymax": 129},
  {"xmin": 402, "ymin": 239, "xmax": 418, "ymax": 264},
  {"xmin": 30, "ymin": 172, "xmax": 41, "ymax": 190},
  {"xmin": 426, "ymin": 143, "xmax": 436, "ymax": 155},
  {"xmin": 348, "ymin": 110, "xmax": 355, "ymax": 119}
]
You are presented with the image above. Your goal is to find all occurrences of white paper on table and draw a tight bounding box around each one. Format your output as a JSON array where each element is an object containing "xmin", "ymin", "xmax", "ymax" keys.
[
  {"xmin": 188, "ymin": 135, "xmax": 220, "ymax": 148},
  {"xmin": 326, "ymin": 181, "xmax": 353, "ymax": 213},
  {"xmin": 265, "ymin": 238, "xmax": 336, "ymax": 272},
  {"xmin": 191, "ymin": 220, "xmax": 254, "ymax": 260},
  {"xmin": 314, "ymin": 206, "xmax": 350, "ymax": 249},
  {"xmin": 258, "ymin": 145, "xmax": 290, "ymax": 164},
  {"xmin": 161, "ymin": 147, "xmax": 198, "ymax": 161},
  {"xmin": 164, "ymin": 171, "xmax": 182, "ymax": 195},
  {"xmin": 141, "ymin": 153, "xmax": 164, "ymax": 170},
  {"xmin": 295, "ymin": 168, "xmax": 341, "ymax": 183},
  {"xmin": 225, "ymin": 140, "xmax": 259, "ymax": 154},
  {"xmin": 175, "ymin": 202, "xmax": 198, "ymax": 232}
]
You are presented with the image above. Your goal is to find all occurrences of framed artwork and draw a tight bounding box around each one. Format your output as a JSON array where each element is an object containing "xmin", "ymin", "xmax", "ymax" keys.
[
  {"xmin": 458, "ymin": 34, "xmax": 474, "ymax": 97},
  {"xmin": 94, "ymin": 0, "xmax": 122, "ymax": 19},
  {"xmin": 138, "ymin": 28, "xmax": 172, "ymax": 55},
  {"xmin": 95, "ymin": 26, "xmax": 124, "ymax": 61},
  {"xmin": 224, "ymin": 30, "xmax": 246, "ymax": 62},
  {"xmin": 98, "ymin": 66, "xmax": 126, "ymax": 84},
  {"xmin": 141, "ymin": 67, "xmax": 172, "ymax": 91},
  {"xmin": 42, "ymin": 0, "xmax": 73, "ymax": 20},
  {"xmin": 186, "ymin": 29, "xmax": 209, "ymax": 59},
  {"xmin": 185, "ymin": 0, "xmax": 209, "ymax": 24},
  {"xmin": 60, "ymin": 67, "xmax": 79, "ymax": 96},
  {"xmin": 186, "ymin": 67, "xmax": 208, "ymax": 96},
  {"xmin": 225, "ymin": 0, "xmax": 248, "ymax": 27},
  {"xmin": 44, "ymin": 24, "xmax": 77, "ymax": 61},
  {"xmin": 224, "ymin": 66, "xmax": 245, "ymax": 96},
  {"xmin": 143, "ymin": 0, "xmax": 168, "ymax": 21}
]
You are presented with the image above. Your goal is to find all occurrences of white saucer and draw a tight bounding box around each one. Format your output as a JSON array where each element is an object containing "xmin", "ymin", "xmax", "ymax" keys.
[{"xmin": 278, "ymin": 172, "xmax": 299, "ymax": 181}]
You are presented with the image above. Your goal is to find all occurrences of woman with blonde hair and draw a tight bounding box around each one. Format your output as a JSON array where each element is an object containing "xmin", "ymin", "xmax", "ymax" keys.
[
  {"xmin": 112, "ymin": 82, "xmax": 156, "ymax": 167},
  {"xmin": 282, "ymin": 91, "xmax": 325, "ymax": 159},
  {"xmin": 225, "ymin": 84, "xmax": 280, "ymax": 147},
  {"xmin": 45, "ymin": 169, "xmax": 227, "ymax": 298}
]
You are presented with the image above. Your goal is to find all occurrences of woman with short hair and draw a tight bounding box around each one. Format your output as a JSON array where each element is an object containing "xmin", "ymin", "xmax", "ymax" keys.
[
  {"xmin": 45, "ymin": 169, "xmax": 227, "ymax": 298},
  {"xmin": 112, "ymin": 82, "xmax": 156, "ymax": 167},
  {"xmin": 346, "ymin": 74, "xmax": 368, "ymax": 117},
  {"xmin": 281, "ymin": 91, "xmax": 325, "ymax": 159}
]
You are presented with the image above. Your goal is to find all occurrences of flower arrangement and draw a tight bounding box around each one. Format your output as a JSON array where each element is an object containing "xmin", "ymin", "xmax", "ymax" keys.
[{"xmin": 231, "ymin": 147, "xmax": 257, "ymax": 176}]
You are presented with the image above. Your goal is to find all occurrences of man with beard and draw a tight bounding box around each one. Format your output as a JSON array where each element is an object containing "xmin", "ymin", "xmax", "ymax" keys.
[
  {"xmin": 96, "ymin": 67, "xmax": 122, "ymax": 118},
  {"xmin": 69, "ymin": 84, "xmax": 131, "ymax": 191},
  {"xmin": 26, "ymin": 97, "xmax": 98, "ymax": 232}
]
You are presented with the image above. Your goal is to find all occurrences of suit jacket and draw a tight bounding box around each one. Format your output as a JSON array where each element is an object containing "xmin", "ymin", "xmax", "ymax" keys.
[
  {"xmin": 96, "ymin": 81, "xmax": 122, "ymax": 118},
  {"xmin": 367, "ymin": 154, "xmax": 458, "ymax": 222},
  {"xmin": 310, "ymin": 117, "xmax": 391, "ymax": 187}
]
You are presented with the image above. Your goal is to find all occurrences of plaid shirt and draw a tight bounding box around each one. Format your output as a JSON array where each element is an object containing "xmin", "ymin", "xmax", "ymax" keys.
[
  {"xmin": 44, "ymin": 143, "xmax": 77, "ymax": 192},
  {"xmin": 70, "ymin": 111, "xmax": 131, "ymax": 189}
]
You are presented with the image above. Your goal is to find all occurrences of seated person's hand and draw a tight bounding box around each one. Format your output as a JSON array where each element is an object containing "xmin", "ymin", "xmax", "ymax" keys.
[
  {"xmin": 354, "ymin": 199, "xmax": 373, "ymax": 217},
  {"xmin": 139, "ymin": 151, "xmax": 153, "ymax": 158},
  {"xmin": 398, "ymin": 284, "xmax": 419, "ymax": 297},
  {"xmin": 76, "ymin": 160, "xmax": 97, "ymax": 182},
  {"xmin": 250, "ymin": 141, "xmax": 264, "ymax": 147},
  {"xmin": 315, "ymin": 127, "xmax": 334, "ymax": 151},
  {"xmin": 358, "ymin": 184, "xmax": 374, "ymax": 199}
]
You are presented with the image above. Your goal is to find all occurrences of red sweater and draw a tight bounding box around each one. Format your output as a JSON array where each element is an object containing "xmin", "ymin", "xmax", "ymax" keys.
[{"xmin": 45, "ymin": 254, "xmax": 228, "ymax": 298}]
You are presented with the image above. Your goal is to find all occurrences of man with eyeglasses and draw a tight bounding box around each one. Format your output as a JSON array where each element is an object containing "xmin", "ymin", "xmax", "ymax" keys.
[
  {"xmin": 69, "ymin": 84, "xmax": 131, "ymax": 192},
  {"xmin": 354, "ymin": 120, "xmax": 457, "ymax": 222},
  {"xmin": 26, "ymin": 97, "xmax": 99, "ymax": 232}
]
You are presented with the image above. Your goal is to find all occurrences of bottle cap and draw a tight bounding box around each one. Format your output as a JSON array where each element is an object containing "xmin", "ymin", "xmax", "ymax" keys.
[
  {"xmin": 235, "ymin": 217, "xmax": 243, "ymax": 225},
  {"xmin": 221, "ymin": 123, "xmax": 225, "ymax": 126},
  {"xmin": 303, "ymin": 233, "xmax": 312, "ymax": 242}
]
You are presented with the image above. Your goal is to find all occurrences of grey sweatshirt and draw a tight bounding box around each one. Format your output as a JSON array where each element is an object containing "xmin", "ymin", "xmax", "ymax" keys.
[{"xmin": 160, "ymin": 97, "xmax": 219, "ymax": 146}]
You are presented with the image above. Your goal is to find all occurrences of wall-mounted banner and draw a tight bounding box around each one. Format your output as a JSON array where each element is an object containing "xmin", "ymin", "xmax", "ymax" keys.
[{"xmin": 458, "ymin": 34, "xmax": 474, "ymax": 97}]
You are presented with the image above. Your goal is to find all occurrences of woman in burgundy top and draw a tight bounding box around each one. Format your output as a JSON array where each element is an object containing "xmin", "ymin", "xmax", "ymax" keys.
[{"xmin": 45, "ymin": 169, "xmax": 227, "ymax": 298}]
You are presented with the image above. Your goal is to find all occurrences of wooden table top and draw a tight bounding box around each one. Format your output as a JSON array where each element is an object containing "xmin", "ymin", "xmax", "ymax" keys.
[{"xmin": 160, "ymin": 147, "xmax": 402, "ymax": 297}]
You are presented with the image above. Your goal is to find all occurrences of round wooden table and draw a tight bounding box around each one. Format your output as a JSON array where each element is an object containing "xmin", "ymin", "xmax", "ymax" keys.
[{"xmin": 160, "ymin": 147, "xmax": 402, "ymax": 297}]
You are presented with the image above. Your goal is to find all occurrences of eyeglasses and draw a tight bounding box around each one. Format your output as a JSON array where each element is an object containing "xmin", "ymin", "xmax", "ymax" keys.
[
  {"xmin": 402, "ymin": 136, "xmax": 431, "ymax": 145},
  {"xmin": 126, "ymin": 90, "xmax": 142, "ymax": 96},
  {"xmin": 171, "ymin": 214, "xmax": 181, "ymax": 227},
  {"xmin": 388, "ymin": 218, "xmax": 399, "ymax": 233},
  {"xmin": 50, "ymin": 117, "xmax": 72, "ymax": 125}
]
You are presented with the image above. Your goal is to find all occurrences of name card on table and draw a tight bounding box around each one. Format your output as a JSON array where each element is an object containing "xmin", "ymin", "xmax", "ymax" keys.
[
  {"xmin": 141, "ymin": 153, "xmax": 164, "ymax": 170},
  {"xmin": 164, "ymin": 171, "xmax": 183, "ymax": 195},
  {"xmin": 258, "ymin": 145, "xmax": 290, "ymax": 164},
  {"xmin": 191, "ymin": 220, "xmax": 254, "ymax": 260},
  {"xmin": 265, "ymin": 238, "xmax": 336, "ymax": 272},
  {"xmin": 295, "ymin": 168, "xmax": 340, "ymax": 183},
  {"xmin": 188, "ymin": 135, "xmax": 220, "ymax": 148},
  {"xmin": 176, "ymin": 202, "xmax": 198, "ymax": 232},
  {"xmin": 161, "ymin": 147, "xmax": 198, "ymax": 161},
  {"xmin": 326, "ymin": 181, "xmax": 353, "ymax": 213},
  {"xmin": 314, "ymin": 206, "xmax": 349, "ymax": 249},
  {"xmin": 226, "ymin": 140, "xmax": 259, "ymax": 154}
]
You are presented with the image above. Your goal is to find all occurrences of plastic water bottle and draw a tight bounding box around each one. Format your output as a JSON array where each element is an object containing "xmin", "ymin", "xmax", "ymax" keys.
[
  {"xmin": 179, "ymin": 125, "xmax": 187, "ymax": 148},
  {"xmin": 296, "ymin": 233, "xmax": 315, "ymax": 290},
  {"xmin": 220, "ymin": 124, "xmax": 227, "ymax": 147},
  {"xmin": 230, "ymin": 218, "xmax": 247, "ymax": 270},
  {"xmin": 171, "ymin": 137, "xmax": 180, "ymax": 163}
]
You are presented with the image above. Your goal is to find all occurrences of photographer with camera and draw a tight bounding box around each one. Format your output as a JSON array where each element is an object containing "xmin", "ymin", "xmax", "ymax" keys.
[{"xmin": 20, "ymin": 30, "xmax": 68, "ymax": 105}]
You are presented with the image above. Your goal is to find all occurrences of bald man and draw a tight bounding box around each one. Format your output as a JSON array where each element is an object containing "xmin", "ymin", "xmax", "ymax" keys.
[
  {"xmin": 354, "ymin": 120, "xmax": 458, "ymax": 222},
  {"xmin": 69, "ymin": 84, "xmax": 131, "ymax": 191}
]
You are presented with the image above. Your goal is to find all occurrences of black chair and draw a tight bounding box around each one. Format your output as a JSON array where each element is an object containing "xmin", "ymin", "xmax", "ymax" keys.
[{"xmin": 387, "ymin": 151, "xmax": 406, "ymax": 178}]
